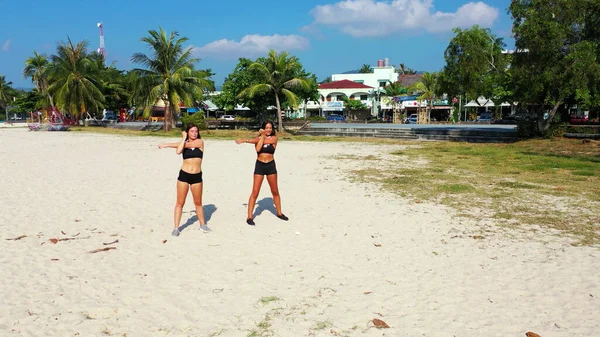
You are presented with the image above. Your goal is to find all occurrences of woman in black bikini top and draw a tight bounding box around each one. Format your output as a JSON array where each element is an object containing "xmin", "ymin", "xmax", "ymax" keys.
[
  {"xmin": 158, "ymin": 123, "xmax": 210, "ymax": 236},
  {"xmin": 235, "ymin": 121, "xmax": 288, "ymax": 226}
]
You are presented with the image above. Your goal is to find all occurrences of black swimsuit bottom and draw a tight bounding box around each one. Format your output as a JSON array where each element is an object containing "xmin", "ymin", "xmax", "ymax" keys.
[
  {"xmin": 254, "ymin": 160, "xmax": 277, "ymax": 176},
  {"xmin": 178, "ymin": 170, "xmax": 203, "ymax": 184}
]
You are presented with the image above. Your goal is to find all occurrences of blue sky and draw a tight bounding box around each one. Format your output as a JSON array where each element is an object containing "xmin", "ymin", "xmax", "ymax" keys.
[{"xmin": 0, "ymin": 0, "xmax": 514, "ymax": 89}]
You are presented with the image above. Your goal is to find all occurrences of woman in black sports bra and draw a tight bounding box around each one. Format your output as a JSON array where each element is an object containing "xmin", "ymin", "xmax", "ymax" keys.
[
  {"xmin": 235, "ymin": 121, "xmax": 288, "ymax": 226},
  {"xmin": 158, "ymin": 123, "xmax": 210, "ymax": 236}
]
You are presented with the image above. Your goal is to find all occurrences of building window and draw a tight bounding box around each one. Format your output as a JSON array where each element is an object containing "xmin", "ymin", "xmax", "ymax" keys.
[
  {"xmin": 337, "ymin": 95, "xmax": 345, "ymax": 101},
  {"xmin": 379, "ymin": 81, "xmax": 387, "ymax": 87},
  {"xmin": 360, "ymin": 95, "xmax": 368, "ymax": 100}
]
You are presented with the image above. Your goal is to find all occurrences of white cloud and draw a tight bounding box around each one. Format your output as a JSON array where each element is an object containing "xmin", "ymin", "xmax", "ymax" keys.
[
  {"xmin": 309, "ymin": 0, "xmax": 499, "ymax": 37},
  {"xmin": 2, "ymin": 39, "xmax": 11, "ymax": 51},
  {"xmin": 193, "ymin": 34, "xmax": 310, "ymax": 59}
]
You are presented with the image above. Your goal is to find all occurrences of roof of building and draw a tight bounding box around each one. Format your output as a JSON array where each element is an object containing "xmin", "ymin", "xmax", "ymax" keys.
[
  {"xmin": 318, "ymin": 79, "xmax": 374, "ymax": 89},
  {"xmin": 397, "ymin": 74, "xmax": 423, "ymax": 88}
]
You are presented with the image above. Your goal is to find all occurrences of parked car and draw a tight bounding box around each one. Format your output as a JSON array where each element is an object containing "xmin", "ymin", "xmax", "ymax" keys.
[
  {"xmin": 570, "ymin": 115, "xmax": 588, "ymax": 123},
  {"xmin": 407, "ymin": 114, "xmax": 418, "ymax": 124},
  {"xmin": 327, "ymin": 114, "xmax": 345, "ymax": 121},
  {"xmin": 477, "ymin": 112, "xmax": 493, "ymax": 122},
  {"xmin": 219, "ymin": 115, "xmax": 235, "ymax": 121},
  {"xmin": 102, "ymin": 110, "xmax": 117, "ymax": 121}
]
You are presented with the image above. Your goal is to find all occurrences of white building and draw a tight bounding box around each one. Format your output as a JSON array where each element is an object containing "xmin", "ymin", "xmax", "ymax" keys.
[
  {"xmin": 297, "ymin": 58, "xmax": 428, "ymax": 118},
  {"xmin": 332, "ymin": 58, "xmax": 398, "ymax": 89}
]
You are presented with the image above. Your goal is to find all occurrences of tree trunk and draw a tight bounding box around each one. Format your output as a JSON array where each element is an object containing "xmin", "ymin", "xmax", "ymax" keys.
[
  {"xmin": 538, "ymin": 100, "xmax": 561, "ymax": 133},
  {"xmin": 275, "ymin": 93, "xmax": 282, "ymax": 133},
  {"xmin": 429, "ymin": 97, "xmax": 434, "ymax": 123},
  {"xmin": 303, "ymin": 99, "xmax": 307, "ymax": 120},
  {"xmin": 164, "ymin": 101, "xmax": 170, "ymax": 132},
  {"xmin": 170, "ymin": 104, "xmax": 176, "ymax": 130}
]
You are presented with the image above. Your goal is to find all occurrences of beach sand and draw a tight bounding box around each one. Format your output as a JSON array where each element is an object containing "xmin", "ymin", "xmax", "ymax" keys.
[{"xmin": 0, "ymin": 128, "xmax": 598, "ymax": 337}]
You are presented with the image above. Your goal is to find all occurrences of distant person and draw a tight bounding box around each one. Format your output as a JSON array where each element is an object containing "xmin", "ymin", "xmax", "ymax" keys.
[
  {"xmin": 235, "ymin": 121, "xmax": 288, "ymax": 226},
  {"xmin": 158, "ymin": 123, "xmax": 210, "ymax": 236}
]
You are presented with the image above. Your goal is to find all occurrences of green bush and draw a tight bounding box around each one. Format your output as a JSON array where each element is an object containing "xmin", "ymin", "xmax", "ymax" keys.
[
  {"xmin": 308, "ymin": 116, "xmax": 326, "ymax": 121},
  {"xmin": 545, "ymin": 123, "xmax": 568, "ymax": 138},
  {"xmin": 180, "ymin": 113, "xmax": 206, "ymax": 130},
  {"xmin": 516, "ymin": 119, "xmax": 539, "ymax": 138}
]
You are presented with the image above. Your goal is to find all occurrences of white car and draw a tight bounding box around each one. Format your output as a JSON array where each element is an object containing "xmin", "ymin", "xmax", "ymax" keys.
[{"xmin": 219, "ymin": 115, "xmax": 235, "ymax": 121}]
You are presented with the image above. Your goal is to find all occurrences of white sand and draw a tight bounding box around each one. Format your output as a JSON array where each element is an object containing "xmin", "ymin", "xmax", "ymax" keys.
[{"xmin": 0, "ymin": 128, "xmax": 598, "ymax": 337}]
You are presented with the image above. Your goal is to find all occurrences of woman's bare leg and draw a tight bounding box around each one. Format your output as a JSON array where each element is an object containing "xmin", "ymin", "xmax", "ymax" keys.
[
  {"xmin": 174, "ymin": 180, "xmax": 189, "ymax": 231},
  {"xmin": 266, "ymin": 174, "xmax": 282, "ymax": 215},
  {"xmin": 248, "ymin": 174, "xmax": 264, "ymax": 220},
  {"xmin": 190, "ymin": 182, "xmax": 206, "ymax": 226}
]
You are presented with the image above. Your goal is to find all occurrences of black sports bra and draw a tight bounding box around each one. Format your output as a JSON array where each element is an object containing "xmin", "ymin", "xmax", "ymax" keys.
[
  {"xmin": 257, "ymin": 143, "xmax": 275, "ymax": 154},
  {"xmin": 183, "ymin": 147, "xmax": 203, "ymax": 159}
]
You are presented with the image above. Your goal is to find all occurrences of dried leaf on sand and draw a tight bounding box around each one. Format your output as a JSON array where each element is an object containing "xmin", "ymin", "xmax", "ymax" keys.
[
  {"xmin": 88, "ymin": 247, "xmax": 117, "ymax": 254},
  {"xmin": 6, "ymin": 235, "xmax": 27, "ymax": 241},
  {"xmin": 373, "ymin": 318, "xmax": 390, "ymax": 328}
]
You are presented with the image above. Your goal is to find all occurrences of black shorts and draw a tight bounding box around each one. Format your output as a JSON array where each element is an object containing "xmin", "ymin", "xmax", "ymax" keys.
[
  {"xmin": 254, "ymin": 160, "xmax": 277, "ymax": 176},
  {"xmin": 177, "ymin": 170, "xmax": 203, "ymax": 184}
]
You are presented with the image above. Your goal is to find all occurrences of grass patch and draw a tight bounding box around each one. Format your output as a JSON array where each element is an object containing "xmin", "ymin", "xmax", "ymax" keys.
[
  {"xmin": 347, "ymin": 138, "xmax": 600, "ymax": 246},
  {"xmin": 497, "ymin": 181, "xmax": 538, "ymax": 189},
  {"xmin": 437, "ymin": 183, "xmax": 475, "ymax": 193},
  {"xmin": 312, "ymin": 321, "xmax": 332, "ymax": 330},
  {"xmin": 258, "ymin": 296, "xmax": 280, "ymax": 305}
]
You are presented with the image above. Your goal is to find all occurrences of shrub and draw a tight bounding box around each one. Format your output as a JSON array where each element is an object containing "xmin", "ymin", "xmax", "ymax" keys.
[{"xmin": 180, "ymin": 113, "xmax": 206, "ymax": 130}]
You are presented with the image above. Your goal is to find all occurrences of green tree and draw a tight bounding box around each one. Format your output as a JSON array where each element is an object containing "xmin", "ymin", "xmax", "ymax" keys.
[
  {"xmin": 218, "ymin": 58, "xmax": 268, "ymax": 113},
  {"xmin": 397, "ymin": 63, "xmax": 417, "ymax": 75},
  {"xmin": 23, "ymin": 51, "xmax": 54, "ymax": 108},
  {"xmin": 0, "ymin": 75, "xmax": 17, "ymax": 119},
  {"xmin": 320, "ymin": 76, "xmax": 332, "ymax": 84},
  {"xmin": 510, "ymin": 0, "xmax": 600, "ymax": 132},
  {"xmin": 340, "ymin": 96, "xmax": 367, "ymax": 111},
  {"xmin": 46, "ymin": 38, "xmax": 105, "ymax": 119},
  {"xmin": 11, "ymin": 90, "xmax": 46, "ymax": 113},
  {"xmin": 439, "ymin": 26, "xmax": 507, "ymax": 105},
  {"xmin": 131, "ymin": 27, "xmax": 213, "ymax": 131},
  {"xmin": 238, "ymin": 50, "xmax": 310, "ymax": 132},
  {"xmin": 359, "ymin": 64, "xmax": 373, "ymax": 73},
  {"xmin": 382, "ymin": 81, "xmax": 408, "ymax": 117},
  {"xmin": 409, "ymin": 72, "xmax": 439, "ymax": 122},
  {"xmin": 23, "ymin": 51, "xmax": 49, "ymax": 93},
  {"xmin": 287, "ymin": 73, "xmax": 319, "ymax": 118}
]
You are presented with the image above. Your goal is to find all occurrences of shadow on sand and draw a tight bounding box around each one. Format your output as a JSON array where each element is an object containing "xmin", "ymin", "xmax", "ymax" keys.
[
  {"xmin": 251, "ymin": 197, "xmax": 277, "ymax": 219},
  {"xmin": 179, "ymin": 204, "xmax": 217, "ymax": 232}
]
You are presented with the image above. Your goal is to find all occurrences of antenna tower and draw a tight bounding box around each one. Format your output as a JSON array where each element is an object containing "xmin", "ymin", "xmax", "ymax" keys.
[{"xmin": 97, "ymin": 22, "xmax": 106, "ymax": 60}]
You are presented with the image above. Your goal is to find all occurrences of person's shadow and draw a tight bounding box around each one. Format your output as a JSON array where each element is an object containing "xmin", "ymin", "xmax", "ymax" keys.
[
  {"xmin": 179, "ymin": 204, "xmax": 217, "ymax": 231},
  {"xmin": 252, "ymin": 197, "xmax": 277, "ymax": 219}
]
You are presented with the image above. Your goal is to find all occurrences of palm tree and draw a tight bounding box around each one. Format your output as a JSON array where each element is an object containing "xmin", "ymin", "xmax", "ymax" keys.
[
  {"xmin": 131, "ymin": 27, "xmax": 213, "ymax": 131},
  {"xmin": 359, "ymin": 64, "xmax": 373, "ymax": 73},
  {"xmin": 47, "ymin": 38, "xmax": 105, "ymax": 120},
  {"xmin": 409, "ymin": 72, "xmax": 438, "ymax": 123},
  {"xmin": 238, "ymin": 49, "xmax": 310, "ymax": 133},
  {"xmin": 382, "ymin": 81, "xmax": 408, "ymax": 122},
  {"xmin": 23, "ymin": 51, "xmax": 49, "ymax": 92},
  {"xmin": 23, "ymin": 51, "xmax": 54, "ymax": 108},
  {"xmin": 397, "ymin": 63, "xmax": 417, "ymax": 75},
  {"xmin": 0, "ymin": 75, "xmax": 16, "ymax": 119}
]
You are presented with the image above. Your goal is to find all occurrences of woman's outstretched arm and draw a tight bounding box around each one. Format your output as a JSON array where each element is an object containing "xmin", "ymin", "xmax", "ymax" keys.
[
  {"xmin": 235, "ymin": 136, "xmax": 259, "ymax": 145},
  {"xmin": 158, "ymin": 142, "xmax": 180, "ymax": 149}
]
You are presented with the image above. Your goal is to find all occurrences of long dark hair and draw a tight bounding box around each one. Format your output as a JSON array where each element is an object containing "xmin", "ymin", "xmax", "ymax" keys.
[
  {"xmin": 261, "ymin": 121, "xmax": 276, "ymax": 136},
  {"xmin": 185, "ymin": 123, "xmax": 200, "ymax": 141}
]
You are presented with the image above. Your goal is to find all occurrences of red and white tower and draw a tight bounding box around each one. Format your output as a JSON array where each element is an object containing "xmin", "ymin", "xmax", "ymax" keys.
[{"xmin": 97, "ymin": 22, "xmax": 106, "ymax": 60}]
